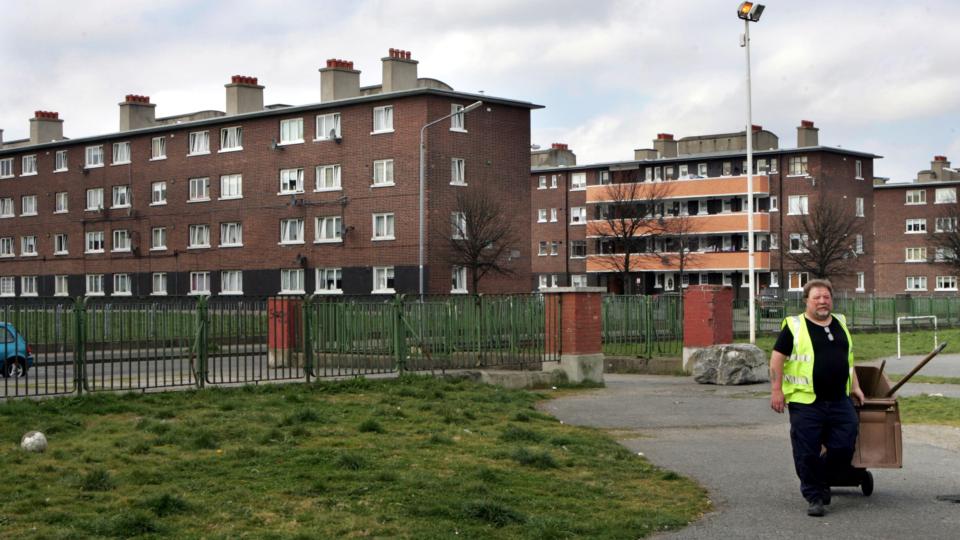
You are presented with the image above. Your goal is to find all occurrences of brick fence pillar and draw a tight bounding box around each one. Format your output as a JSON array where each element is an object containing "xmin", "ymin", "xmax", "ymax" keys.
[
  {"xmin": 682, "ymin": 284, "xmax": 734, "ymax": 372},
  {"xmin": 267, "ymin": 297, "xmax": 303, "ymax": 368},
  {"xmin": 543, "ymin": 287, "xmax": 605, "ymax": 383}
]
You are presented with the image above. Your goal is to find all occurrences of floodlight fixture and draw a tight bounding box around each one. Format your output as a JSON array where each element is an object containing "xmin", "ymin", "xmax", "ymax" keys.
[{"xmin": 737, "ymin": 2, "xmax": 765, "ymax": 22}]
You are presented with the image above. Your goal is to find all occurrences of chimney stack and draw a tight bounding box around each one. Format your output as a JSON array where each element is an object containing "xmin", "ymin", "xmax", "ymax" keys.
[
  {"xmin": 634, "ymin": 148, "xmax": 658, "ymax": 160},
  {"xmin": 653, "ymin": 133, "xmax": 678, "ymax": 158},
  {"xmin": 382, "ymin": 48, "xmax": 419, "ymax": 93},
  {"xmin": 225, "ymin": 75, "xmax": 264, "ymax": 115},
  {"xmin": 119, "ymin": 95, "xmax": 156, "ymax": 131},
  {"xmin": 29, "ymin": 111, "xmax": 64, "ymax": 144},
  {"xmin": 797, "ymin": 119, "xmax": 819, "ymax": 147},
  {"xmin": 932, "ymin": 155, "xmax": 950, "ymax": 180},
  {"xmin": 320, "ymin": 59, "xmax": 360, "ymax": 102}
]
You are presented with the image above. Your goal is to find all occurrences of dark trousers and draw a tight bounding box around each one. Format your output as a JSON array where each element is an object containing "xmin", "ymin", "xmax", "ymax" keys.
[{"xmin": 788, "ymin": 398, "xmax": 859, "ymax": 503}]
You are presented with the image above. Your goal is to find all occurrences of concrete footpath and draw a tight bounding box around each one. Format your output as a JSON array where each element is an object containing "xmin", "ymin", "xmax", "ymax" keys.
[{"xmin": 542, "ymin": 374, "xmax": 960, "ymax": 540}]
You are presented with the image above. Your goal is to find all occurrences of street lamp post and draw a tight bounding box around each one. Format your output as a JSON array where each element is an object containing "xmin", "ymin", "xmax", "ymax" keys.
[
  {"xmin": 738, "ymin": 1, "xmax": 764, "ymax": 344},
  {"xmin": 418, "ymin": 100, "xmax": 484, "ymax": 300}
]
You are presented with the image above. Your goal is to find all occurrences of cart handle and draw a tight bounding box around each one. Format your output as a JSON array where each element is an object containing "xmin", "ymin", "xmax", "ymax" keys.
[{"xmin": 885, "ymin": 341, "xmax": 948, "ymax": 398}]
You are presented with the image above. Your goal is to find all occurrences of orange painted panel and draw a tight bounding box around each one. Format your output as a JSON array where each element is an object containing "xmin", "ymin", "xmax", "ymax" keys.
[
  {"xmin": 586, "ymin": 251, "xmax": 770, "ymax": 272},
  {"xmin": 586, "ymin": 212, "xmax": 770, "ymax": 236},
  {"xmin": 586, "ymin": 175, "xmax": 770, "ymax": 203}
]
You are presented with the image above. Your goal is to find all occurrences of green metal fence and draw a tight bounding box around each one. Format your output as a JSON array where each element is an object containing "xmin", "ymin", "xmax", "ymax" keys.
[{"xmin": 601, "ymin": 294, "xmax": 683, "ymax": 357}]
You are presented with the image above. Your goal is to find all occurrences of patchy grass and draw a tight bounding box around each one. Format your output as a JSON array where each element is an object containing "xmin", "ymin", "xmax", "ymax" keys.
[
  {"xmin": 749, "ymin": 328, "xmax": 957, "ymax": 362},
  {"xmin": 889, "ymin": 374, "xmax": 960, "ymax": 385},
  {"xmin": 900, "ymin": 395, "xmax": 960, "ymax": 427},
  {"xmin": 0, "ymin": 376, "xmax": 708, "ymax": 538}
]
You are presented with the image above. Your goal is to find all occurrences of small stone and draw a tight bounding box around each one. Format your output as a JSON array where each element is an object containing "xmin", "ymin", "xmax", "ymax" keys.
[{"xmin": 21, "ymin": 431, "xmax": 48, "ymax": 453}]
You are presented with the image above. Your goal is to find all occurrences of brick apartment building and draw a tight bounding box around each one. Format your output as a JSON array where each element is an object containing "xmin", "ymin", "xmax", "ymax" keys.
[
  {"xmin": 0, "ymin": 50, "xmax": 538, "ymax": 298},
  {"xmin": 874, "ymin": 156, "xmax": 960, "ymax": 296},
  {"xmin": 530, "ymin": 122, "xmax": 879, "ymax": 298}
]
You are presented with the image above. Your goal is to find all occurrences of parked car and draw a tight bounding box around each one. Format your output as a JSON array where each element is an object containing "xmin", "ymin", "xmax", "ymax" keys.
[{"xmin": 1, "ymin": 323, "xmax": 33, "ymax": 378}]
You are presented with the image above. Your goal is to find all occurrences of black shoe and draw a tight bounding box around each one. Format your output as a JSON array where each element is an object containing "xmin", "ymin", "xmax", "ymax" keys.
[
  {"xmin": 861, "ymin": 470, "xmax": 874, "ymax": 497},
  {"xmin": 807, "ymin": 500, "xmax": 826, "ymax": 517},
  {"xmin": 822, "ymin": 487, "xmax": 831, "ymax": 505}
]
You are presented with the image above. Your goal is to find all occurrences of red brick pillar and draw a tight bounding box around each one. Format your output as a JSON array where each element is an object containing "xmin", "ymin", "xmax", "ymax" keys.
[
  {"xmin": 267, "ymin": 297, "xmax": 303, "ymax": 367},
  {"xmin": 542, "ymin": 287, "xmax": 604, "ymax": 383},
  {"xmin": 682, "ymin": 285, "xmax": 734, "ymax": 371}
]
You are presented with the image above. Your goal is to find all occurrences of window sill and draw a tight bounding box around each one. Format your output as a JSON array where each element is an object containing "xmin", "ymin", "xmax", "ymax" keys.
[
  {"xmin": 54, "ymin": 168, "xmax": 68, "ymax": 173},
  {"xmin": 855, "ymin": 176, "xmax": 864, "ymax": 181},
  {"xmin": 84, "ymin": 164, "xmax": 104, "ymax": 170},
  {"xmin": 570, "ymin": 187, "xmax": 586, "ymax": 192},
  {"xmin": 370, "ymin": 130, "xmax": 394, "ymax": 135},
  {"xmin": 53, "ymin": 210, "xmax": 68, "ymax": 215},
  {"xmin": 149, "ymin": 157, "xmax": 167, "ymax": 162},
  {"xmin": 449, "ymin": 128, "xmax": 468, "ymax": 134},
  {"xmin": 313, "ymin": 137, "xmax": 340, "ymax": 142},
  {"xmin": 905, "ymin": 202, "xmax": 927, "ymax": 205},
  {"xmin": 149, "ymin": 202, "xmax": 167, "ymax": 207},
  {"xmin": 111, "ymin": 161, "xmax": 131, "ymax": 166},
  {"xmin": 279, "ymin": 290, "xmax": 306, "ymax": 295},
  {"xmin": 85, "ymin": 292, "xmax": 105, "ymax": 297},
  {"xmin": 54, "ymin": 252, "xmax": 68, "ymax": 256},
  {"xmin": 188, "ymin": 292, "xmax": 212, "ymax": 296},
  {"xmin": 150, "ymin": 247, "xmax": 167, "ymax": 252},
  {"xmin": 570, "ymin": 222, "xmax": 586, "ymax": 226},
  {"xmin": 370, "ymin": 182, "xmax": 396, "ymax": 188},
  {"xmin": 785, "ymin": 174, "xmax": 807, "ymax": 178},
  {"xmin": 54, "ymin": 293, "xmax": 70, "ymax": 297},
  {"xmin": 0, "ymin": 255, "xmax": 14, "ymax": 259},
  {"xmin": 187, "ymin": 246, "xmax": 211, "ymax": 250},
  {"xmin": 85, "ymin": 208, "xmax": 104, "ymax": 212},
  {"xmin": 278, "ymin": 191, "xmax": 305, "ymax": 196},
  {"xmin": 218, "ymin": 147, "xmax": 243, "ymax": 153},
  {"xmin": 219, "ymin": 244, "xmax": 243, "ymax": 249},
  {"xmin": 20, "ymin": 213, "xmax": 37, "ymax": 217},
  {"xmin": 278, "ymin": 241, "xmax": 305, "ymax": 246},
  {"xmin": 314, "ymin": 239, "xmax": 343, "ymax": 244},
  {"xmin": 0, "ymin": 216, "xmax": 13, "ymax": 219},
  {"xmin": 21, "ymin": 253, "xmax": 38, "ymax": 257},
  {"xmin": 111, "ymin": 205, "xmax": 131, "ymax": 210},
  {"xmin": 314, "ymin": 187, "xmax": 342, "ymax": 193},
  {"xmin": 315, "ymin": 289, "xmax": 343, "ymax": 295},
  {"xmin": 187, "ymin": 151, "xmax": 211, "ymax": 157},
  {"xmin": 111, "ymin": 249, "xmax": 132, "ymax": 253},
  {"xmin": 856, "ymin": 288, "xmax": 866, "ymax": 292},
  {"xmin": 112, "ymin": 292, "xmax": 132, "ymax": 297},
  {"xmin": 905, "ymin": 231, "xmax": 927, "ymax": 234},
  {"xmin": 372, "ymin": 289, "xmax": 396, "ymax": 294},
  {"xmin": 20, "ymin": 172, "xmax": 38, "ymax": 177},
  {"xmin": 905, "ymin": 289, "xmax": 927, "ymax": 292},
  {"xmin": 187, "ymin": 199, "xmax": 211, "ymax": 203},
  {"xmin": 0, "ymin": 175, "xmax": 14, "ymax": 180},
  {"xmin": 537, "ymin": 220, "xmax": 547, "ymax": 224},
  {"xmin": 220, "ymin": 291, "xmax": 244, "ymax": 296},
  {"xmin": 450, "ymin": 182, "xmax": 467, "ymax": 187},
  {"xmin": 371, "ymin": 237, "xmax": 395, "ymax": 242},
  {"xmin": 150, "ymin": 292, "xmax": 168, "ymax": 296},
  {"xmin": 277, "ymin": 140, "xmax": 304, "ymax": 147},
  {"xmin": 85, "ymin": 250, "xmax": 105, "ymax": 255},
  {"xmin": 218, "ymin": 196, "xmax": 243, "ymax": 201}
]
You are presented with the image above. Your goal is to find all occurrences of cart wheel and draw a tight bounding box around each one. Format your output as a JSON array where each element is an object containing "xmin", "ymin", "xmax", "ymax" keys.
[{"xmin": 861, "ymin": 470, "xmax": 874, "ymax": 497}]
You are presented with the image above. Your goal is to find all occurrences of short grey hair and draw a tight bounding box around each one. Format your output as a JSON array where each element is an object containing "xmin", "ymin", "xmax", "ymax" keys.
[{"xmin": 803, "ymin": 279, "xmax": 833, "ymax": 299}]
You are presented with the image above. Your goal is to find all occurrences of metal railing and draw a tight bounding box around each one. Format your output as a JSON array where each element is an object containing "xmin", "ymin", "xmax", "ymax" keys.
[{"xmin": 601, "ymin": 294, "xmax": 683, "ymax": 357}]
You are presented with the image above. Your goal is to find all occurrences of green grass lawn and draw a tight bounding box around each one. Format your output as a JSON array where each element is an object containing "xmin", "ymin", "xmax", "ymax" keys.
[
  {"xmin": 900, "ymin": 395, "xmax": 960, "ymax": 427},
  {"xmin": 747, "ymin": 328, "xmax": 958, "ymax": 362},
  {"xmin": 0, "ymin": 377, "xmax": 708, "ymax": 539}
]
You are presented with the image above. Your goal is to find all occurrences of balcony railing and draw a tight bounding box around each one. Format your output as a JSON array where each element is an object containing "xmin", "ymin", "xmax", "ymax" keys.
[
  {"xmin": 586, "ymin": 174, "xmax": 770, "ymax": 203},
  {"xmin": 585, "ymin": 251, "xmax": 770, "ymax": 272}
]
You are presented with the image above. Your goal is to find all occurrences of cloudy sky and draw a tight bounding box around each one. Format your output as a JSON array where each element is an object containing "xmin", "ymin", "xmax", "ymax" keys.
[{"xmin": 1, "ymin": 0, "xmax": 957, "ymax": 181}]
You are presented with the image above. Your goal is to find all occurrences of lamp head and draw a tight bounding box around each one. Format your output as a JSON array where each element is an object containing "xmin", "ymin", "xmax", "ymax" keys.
[
  {"xmin": 462, "ymin": 100, "xmax": 483, "ymax": 113},
  {"xmin": 737, "ymin": 2, "xmax": 764, "ymax": 22}
]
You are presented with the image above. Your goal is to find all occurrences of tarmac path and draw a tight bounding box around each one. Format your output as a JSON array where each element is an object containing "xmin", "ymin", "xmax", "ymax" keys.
[{"xmin": 542, "ymin": 374, "xmax": 960, "ymax": 540}]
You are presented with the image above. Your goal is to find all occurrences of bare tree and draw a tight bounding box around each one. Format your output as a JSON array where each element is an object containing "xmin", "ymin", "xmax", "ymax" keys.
[
  {"xmin": 784, "ymin": 198, "xmax": 865, "ymax": 279},
  {"xmin": 657, "ymin": 210, "xmax": 699, "ymax": 288},
  {"xmin": 927, "ymin": 209, "xmax": 960, "ymax": 272},
  {"xmin": 448, "ymin": 189, "xmax": 520, "ymax": 293}
]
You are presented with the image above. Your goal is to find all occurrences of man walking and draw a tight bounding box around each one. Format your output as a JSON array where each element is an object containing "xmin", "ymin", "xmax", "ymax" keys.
[{"xmin": 769, "ymin": 279, "xmax": 866, "ymax": 517}]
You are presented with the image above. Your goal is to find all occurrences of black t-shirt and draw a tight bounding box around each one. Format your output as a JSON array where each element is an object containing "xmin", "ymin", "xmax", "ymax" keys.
[{"xmin": 773, "ymin": 316, "xmax": 849, "ymax": 402}]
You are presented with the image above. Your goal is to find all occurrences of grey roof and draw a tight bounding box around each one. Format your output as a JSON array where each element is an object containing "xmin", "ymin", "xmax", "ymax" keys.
[{"xmin": 874, "ymin": 179, "xmax": 960, "ymax": 189}]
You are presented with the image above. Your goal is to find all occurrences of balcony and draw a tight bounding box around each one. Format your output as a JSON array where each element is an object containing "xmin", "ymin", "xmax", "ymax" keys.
[
  {"xmin": 587, "ymin": 211, "xmax": 770, "ymax": 236},
  {"xmin": 586, "ymin": 175, "xmax": 770, "ymax": 203},
  {"xmin": 586, "ymin": 251, "xmax": 770, "ymax": 273}
]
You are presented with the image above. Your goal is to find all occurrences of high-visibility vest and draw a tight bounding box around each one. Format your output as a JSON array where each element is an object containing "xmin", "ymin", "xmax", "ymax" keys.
[{"xmin": 780, "ymin": 313, "xmax": 854, "ymax": 404}]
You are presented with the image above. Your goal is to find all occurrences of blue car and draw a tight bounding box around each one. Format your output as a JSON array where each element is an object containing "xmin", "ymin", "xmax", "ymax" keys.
[{"xmin": 1, "ymin": 322, "xmax": 33, "ymax": 378}]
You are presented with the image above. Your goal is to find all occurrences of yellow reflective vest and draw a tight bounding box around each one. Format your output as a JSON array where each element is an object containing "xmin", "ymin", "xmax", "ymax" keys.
[{"xmin": 780, "ymin": 313, "xmax": 854, "ymax": 404}]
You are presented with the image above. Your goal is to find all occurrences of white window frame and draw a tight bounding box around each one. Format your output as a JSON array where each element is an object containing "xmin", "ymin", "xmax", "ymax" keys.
[
  {"xmin": 219, "ymin": 126, "xmax": 243, "ymax": 152},
  {"xmin": 451, "ymin": 211, "xmax": 467, "ymax": 239},
  {"xmin": 54, "ymin": 233, "xmax": 68, "ymax": 255},
  {"xmin": 770, "ymin": 271, "xmax": 780, "ymax": 288},
  {"xmin": 188, "ymin": 224, "xmax": 211, "ymax": 249},
  {"xmin": 571, "ymin": 274, "xmax": 588, "ymax": 287},
  {"xmin": 769, "ymin": 195, "xmax": 778, "ymax": 212},
  {"xmin": 21, "ymin": 155, "xmax": 37, "ymax": 176},
  {"xmin": 279, "ymin": 168, "xmax": 304, "ymax": 194},
  {"xmin": 21, "ymin": 195, "xmax": 37, "ymax": 216},
  {"xmin": 85, "ymin": 231, "xmax": 105, "ymax": 254},
  {"xmin": 906, "ymin": 189, "xmax": 926, "ymax": 205},
  {"xmin": 905, "ymin": 219, "xmax": 927, "ymax": 234},
  {"xmin": 789, "ymin": 233, "xmax": 809, "ymax": 253},
  {"xmin": 372, "ymin": 159, "xmax": 395, "ymax": 187},
  {"xmin": 151, "ymin": 182, "xmax": 167, "ymax": 206},
  {"xmin": 189, "ymin": 177, "xmax": 211, "ymax": 202},
  {"xmin": 372, "ymin": 266, "xmax": 395, "ymax": 294},
  {"xmin": 0, "ymin": 158, "xmax": 13, "ymax": 178},
  {"xmin": 112, "ymin": 229, "xmax": 131, "ymax": 252},
  {"xmin": 280, "ymin": 218, "xmax": 305, "ymax": 245},
  {"xmin": 0, "ymin": 276, "xmax": 14, "ymax": 297},
  {"xmin": 787, "ymin": 155, "xmax": 808, "ymax": 176},
  {"xmin": 20, "ymin": 236, "xmax": 38, "ymax": 256},
  {"xmin": 570, "ymin": 172, "xmax": 586, "ymax": 191},
  {"xmin": 112, "ymin": 141, "xmax": 131, "ymax": 165},
  {"xmin": 315, "ymin": 268, "xmax": 343, "ymax": 294},
  {"xmin": 0, "ymin": 237, "xmax": 14, "ymax": 257},
  {"xmin": 315, "ymin": 113, "xmax": 341, "ymax": 141},
  {"xmin": 151, "ymin": 273, "xmax": 168, "ymax": 296},
  {"xmin": 315, "ymin": 216, "xmax": 343, "ymax": 243},
  {"xmin": 537, "ymin": 209, "xmax": 547, "ymax": 223},
  {"xmin": 111, "ymin": 185, "xmax": 131, "ymax": 208},
  {"xmin": 280, "ymin": 269, "xmax": 305, "ymax": 294},
  {"xmin": 855, "ymin": 234, "xmax": 864, "ymax": 254},
  {"xmin": 55, "ymin": 150, "xmax": 68, "ymax": 172},
  {"xmin": 151, "ymin": 136, "xmax": 166, "ymax": 160},
  {"xmin": 855, "ymin": 160, "xmax": 863, "ymax": 179},
  {"xmin": 86, "ymin": 188, "xmax": 104, "ymax": 211},
  {"xmin": 221, "ymin": 270, "xmax": 243, "ymax": 295},
  {"xmin": 935, "ymin": 217, "xmax": 958, "ymax": 233},
  {"xmin": 451, "ymin": 265, "xmax": 467, "ymax": 293},
  {"xmin": 280, "ymin": 118, "xmax": 304, "ymax": 144},
  {"xmin": 112, "ymin": 273, "xmax": 132, "ymax": 296},
  {"xmin": 856, "ymin": 197, "xmax": 864, "ymax": 217},
  {"xmin": 787, "ymin": 195, "xmax": 809, "ymax": 215},
  {"xmin": 151, "ymin": 227, "xmax": 167, "ymax": 251},
  {"xmin": 372, "ymin": 105, "xmax": 394, "ymax": 134},
  {"xmin": 906, "ymin": 276, "xmax": 927, "ymax": 292},
  {"xmin": 538, "ymin": 241, "xmax": 548, "ymax": 256},
  {"xmin": 550, "ymin": 208, "xmax": 558, "ymax": 222},
  {"xmin": 372, "ymin": 213, "xmax": 396, "ymax": 241},
  {"xmin": 936, "ymin": 275, "xmax": 958, "ymax": 292},
  {"xmin": 219, "ymin": 174, "xmax": 243, "ymax": 200},
  {"xmin": 0, "ymin": 198, "xmax": 12, "ymax": 218},
  {"xmin": 551, "ymin": 175, "xmax": 558, "ymax": 188},
  {"xmin": 86, "ymin": 274, "xmax": 104, "ymax": 296},
  {"xmin": 20, "ymin": 276, "xmax": 38, "ymax": 297},
  {"xmin": 315, "ymin": 164, "xmax": 342, "ymax": 191},
  {"xmin": 85, "ymin": 145, "xmax": 104, "ymax": 168},
  {"xmin": 451, "ymin": 158, "xmax": 466, "ymax": 185},
  {"xmin": 54, "ymin": 275, "xmax": 69, "ymax": 297},
  {"xmin": 788, "ymin": 272, "xmax": 809, "ymax": 291},
  {"xmin": 570, "ymin": 206, "xmax": 587, "ymax": 224},
  {"xmin": 935, "ymin": 187, "xmax": 957, "ymax": 204},
  {"xmin": 537, "ymin": 176, "xmax": 547, "ymax": 189},
  {"xmin": 188, "ymin": 131, "xmax": 210, "ymax": 155},
  {"xmin": 55, "ymin": 192, "xmax": 69, "ymax": 213},
  {"xmin": 570, "ymin": 240, "xmax": 587, "ymax": 259},
  {"xmin": 450, "ymin": 104, "xmax": 466, "ymax": 132},
  {"xmin": 190, "ymin": 271, "xmax": 211, "ymax": 296},
  {"xmin": 905, "ymin": 247, "xmax": 927, "ymax": 263},
  {"xmin": 220, "ymin": 222, "xmax": 243, "ymax": 247}
]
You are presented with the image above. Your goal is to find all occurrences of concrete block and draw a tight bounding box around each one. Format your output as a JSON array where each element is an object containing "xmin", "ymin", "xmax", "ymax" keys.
[{"xmin": 559, "ymin": 353, "xmax": 604, "ymax": 384}]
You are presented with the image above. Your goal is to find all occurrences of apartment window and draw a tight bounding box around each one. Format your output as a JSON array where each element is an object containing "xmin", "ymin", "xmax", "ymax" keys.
[
  {"xmin": 0, "ymin": 277, "xmax": 14, "ymax": 296},
  {"xmin": 788, "ymin": 156, "xmax": 808, "ymax": 176},
  {"xmin": 0, "ymin": 237, "xmax": 13, "ymax": 257},
  {"xmin": 112, "ymin": 142, "xmax": 131, "ymax": 164},
  {"xmin": 112, "ymin": 185, "xmax": 131, "ymax": 208},
  {"xmin": 570, "ymin": 240, "xmax": 587, "ymax": 258},
  {"xmin": 451, "ymin": 158, "xmax": 466, "ymax": 185},
  {"xmin": 54, "ymin": 234, "xmax": 68, "ymax": 255},
  {"xmin": 315, "ymin": 216, "xmax": 342, "ymax": 243},
  {"xmin": 188, "ymin": 224, "xmax": 211, "ymax": 248},
  {"xmin": 571, "ymin": 274, "xmax": 588, "ymax": 287},
  {"xmin": 220, "ymin": 174, "xmax": 243, "ymax": 199},
  {"xmin": 373, "ymin": 105, "xmax": 394, "ymax": 133},
  {"xmin": 788, "ymin": 272, "xmax": 809, "ymax": 291},
  {"xmin": 55, "ymin": 275, "xmax": 69, "ymax": 297},
  {"xmin": 86, "ymin": 274, "xmax": 104, "ymax": 296},
  {"xmin": 854, "ymin": 234, "xmax": 864, "ymax": 254},
  {"xmin": 905, "ymin": 247, "xmax": 927, "ymax": 262},
  {"xmin": 538, "ymin": 241, "xmax": 548, "ymax": 256},
  {"xmin": 279, "ymin": 118, "xmax": 304, "ymax": 144},
  {"xmin": 373, "ymin": 213, "xmax": 395, "ymax": 240},
  {"xmin": 856, "ymin": 197, "xmax": 864, "ymax": 217},
  {"xmin": 151, "ymin": 182, "xmax": 167, "ymax": 205},
  {"xmin": 316, "ymin": 113, "xmax": 341, "ymax": 140},
  {"xmin": 551, "ymin": 175, "xmax": 558, "ymax": 188},
  {"xmin": 275, "ymin": 168, "xmax": 305, "ymax": 195},
  {"xmin": 152, "ymin": 273, "xmax": 167, "ymax": 295},
  {"xmin": 451, "ymin": 104, "xmax": 466, "ymax": 131},
  {"xmin": 769, "ymin": 195, "xmax": 779, "ymax": 212},
  {"xmin": 550, "ymin": 241, "xmax": 559, "ymax": 256},
  {"xmin": 905, "ymin": 189, "xmax": 926, "ymax": 205},
  {"xmin": 21, "ymin": 276, "xmax": 38, "ymax": 297},
  {"xmin": 451, "ymin": 212, "xmax": 467, "ymax": 239},
  {"xmin": 85, "ymin": 231, "xmax": 104, "ymax": 253},
  {"xmin": 188, "ymin": 131, "xmax": 210, "ymax": 154},
  {"xmin": 188, "ymin": 177, "xmax": 210, "ymax": 201},
  {"xmin": 787, "ymin": 195, "xmax": 808, "ymax": 215},
  {"xmin": 905, "ymin": 219, "xmax": 927, "ymax": 233},
  {"xmin": 55, "ymin": 150, "xmax": 68, "ymax": 172},
  {"xmin": 538, "ymin": 275, "xmax": 558, "ymax": 290},
  {"xmin": 537, "ymin": 209, "xmax": 547, "ymax": 223},
  {"xmin": 151, "ymin": 136, "xmax": 166, "ymax": 159},
  {"xmin": 112, "ymin": 229, "xmax": 131, "ymax": 252},
  {"xmin": 697, "ymin": 163, "xmax": 708, "ymax": 177},
  {"xmin": 85, "ymin": 145, "xmax": 104, "ymax": 168},
  {"xmin": 372, "ymin": 159, "xmax": 394, "ymax": 186},
  {"xmin": 55, "ymin": 192, "xmax": 68, "ymax": 213},
  {"xmin": 151, "ymin": 227, "xmax": 167, "ymax": 250},
  {"xmin": 280, "ymin": 269, "xmax": 304, "ymax": 294},
  {"xmin": 570, "ymin": 206, "xmax": 587, "ymax": 224},
  {"xmin": 372, "ymin": 266, "xmax": 395, "ymax": 293},
  {"xmin": 21, "ymin": 155, "xmax": 37, "ymax": 175},
  {"xmin": 935, "ymin": 217, "xmax": 957, "ymax": 232},
  {"xmin": 936, "ymin": 276, "xmax": 958, "ymax": 291},
  {"xmin": 570, "ymin": 172, "xmax": 586, "ymax": 190},
  {"xmin": 721, "ymin": 162, "xmax": 731, "ymax": 176},
  {"xmin": 599, "ymin": 171, "xmax": 610, "ymax": 185},
  {"xmin": 757, "ymin": 159, "xmax": 769, "ymax": 174},
  {"xmin": 770, "ymin": 271, "xmax": 780, "ymax": 288},
  {"xmin": 316, "ymin": 268, "xmax": 343, "ymax": 294},
  {"xmin": 21, "ymin": 195, "xmax": 37, "ymax": 216},
  {"xmin": 0, "ymin": 158, "xmax": 12, "ymax": 178},
  {"xmin": 451, "ymin": 266, "xmax": 468, "ymax": 293},
  {"xmin": 220, "ymin": 126, "xmax": 242, "ymax": 151},
  {"xmin": 0, "ymin": 198, "xmax": 11, "ymax": 218},
  {"xmin": 906, "ymin": 276, "xmax": 927, "ymax": 291},
  {"xmin": 21, "ymin": 236, "xmax": 38, "ymax": 256},
  {"xmin": 221, "ymin": 271, "xmax": 243, "ymax": 295},
  {"xmin": 538, "ymin": 176, "xmax": 547, "ymax": 189},
  {"xmin": 220, "ymin": 222, "xmax": 243, "ymax": 247},
  {"xmin": 86, "ymin": 188, "xmax": 104, "ymax": 210},
  {"xmin": 316, "ymin": 164, "xmax": 341, "ymax": 191},
  {"xmin": 280, "ymin": 218, "xmax": 304, "ymax": 244},
  {"xmin": 789, "ymin": 233, "xmax": 809, "ymax": 253},
  {"xmin": 190, "ymin": 272, "xmax": 211, "ymax": 295},
  {"xmin": 935, "ymin": 187, "xmax": 957, "ymax": 204},
  {"xmin": 550, "ymin": 208, "xmax": 558, "ymax": 222},
  {"xmin": 678, "ymin": 164, "xmax": 689, "ymax": 178},
  {"xmin": 113, "ymin": 274, "xmax": 132, "ymax": 296},
  {"xmin": 855, "ymin": 160, "xmax": 863, "ymax": 179}
]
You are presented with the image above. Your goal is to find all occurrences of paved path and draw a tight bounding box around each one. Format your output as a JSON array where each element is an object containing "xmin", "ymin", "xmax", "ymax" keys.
[
  {"xmin": 877, "ymin": 352, "xmax": 960, "ymax": 379},
  {"xmin": 542, "ymin": 374, "xmax": 960, "ymax": 540}
]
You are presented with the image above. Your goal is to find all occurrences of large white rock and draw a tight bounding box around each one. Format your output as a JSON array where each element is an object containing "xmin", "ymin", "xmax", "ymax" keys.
[
  {"xmin": 692, "ymin": 344, "xmax": 769, "ymax": 385},
  {"xmin": 20, "ymin": 431, "xmax": 48, "ymax": 453}
]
